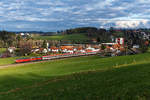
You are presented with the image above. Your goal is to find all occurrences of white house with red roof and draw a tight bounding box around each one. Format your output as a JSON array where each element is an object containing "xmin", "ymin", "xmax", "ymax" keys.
[
  {"xmin": 86, "ymin": 46, "xmax": 100, "ymax": 52},
  {"xmin": 51, "ymin": 47, "xmax": 59, "ymax": 53}
]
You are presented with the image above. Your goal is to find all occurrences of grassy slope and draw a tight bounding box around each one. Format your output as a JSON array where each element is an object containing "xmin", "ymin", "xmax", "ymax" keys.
[
  {"xmin": 0, "ymin": 57, "xmax": 17, "ymax": 65},
  {"xmin": 0, "ymin": 55, "xmax": 44, "ymax": 66},
  {"xmin": 34, "ymin": 34, "xmax": 89, "ymax": 41},
  {"xmin": 0, "ymin": 48, "xmax": 16, "ymax": 65},
  {"xmin": 0, "ymin": 53, "xmax": 150, "ymax": 99},
  {"xmin": 0, "ymin": 56, "xmax": 36, "ymax": 66}
]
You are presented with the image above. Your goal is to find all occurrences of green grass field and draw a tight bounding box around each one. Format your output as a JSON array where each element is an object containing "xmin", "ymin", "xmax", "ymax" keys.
[
  {"xmin": 0, "ymin": 55, "xmax": 41, "ymax": 66},
  {"xmin": 0, "ymin": 55, "xmax": 40, "ymax": 66},
  {"xmin": 0, "ymin": 57, "xmax": 17, "ymax": 65},
  {"xmin": 0, "ymin": 53, "xmax": 150, "ymax": 99},
  {"xmin": 0, "ymin": 48, "xmax": 6, "ymax": 54},
  {"xmin": 34, "ymin": 34, "xmax": 89, "ymax": 41}
]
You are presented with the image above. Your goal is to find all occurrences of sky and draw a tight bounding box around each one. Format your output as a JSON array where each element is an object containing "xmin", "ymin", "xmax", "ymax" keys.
[{"xmin": 0, "ymin": 0, "xmax": 150, "ymax": 31}]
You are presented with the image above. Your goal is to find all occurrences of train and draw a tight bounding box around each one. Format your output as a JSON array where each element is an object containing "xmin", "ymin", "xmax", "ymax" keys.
[{"xmin": 15, "ymin": 51, "xmax": 98, "ymax": 63}]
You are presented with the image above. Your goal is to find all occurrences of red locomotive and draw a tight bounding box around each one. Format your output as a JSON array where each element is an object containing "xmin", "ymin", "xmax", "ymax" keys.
[{"xmin": 15, "ymin": 57, "xmax": 42, "ymax": 63}]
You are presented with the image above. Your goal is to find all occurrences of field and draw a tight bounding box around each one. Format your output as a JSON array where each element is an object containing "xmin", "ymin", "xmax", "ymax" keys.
[
  {"xmin": 33, "ymin": 34, "xmax": 89, "ymax": 41},
  {"xmin": 0, "ymin": 55, "xmax": 41, "ymax": 66},
  {"xmin": 0, "ymin": 48, "xmax": 6, "ymax": 54},
  {"xmin": 0, "ymin": 55, "xmax": 42, "ymax": 66},
  {"xmin": 0, "ymin": 53, "xmax": 150, "ymax": 99},
  {"xmin": 0, "ymin": 57, "xmax": 17, "ymax": 65}
]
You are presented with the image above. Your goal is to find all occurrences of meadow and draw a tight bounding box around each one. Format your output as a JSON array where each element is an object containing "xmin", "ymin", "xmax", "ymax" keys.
[
  {"xmin": 0, "ymin": 57, "xmax": 17, "ymax": 65},
  {"xmin": 0, "ymin": 48, "xmax": 6, "ymax": 54},
  {"xmin": 33, "ymin": 34, "xmax": 89, "ymax": 41},
  {"xmin": 0, "ymin": 53, "xmax": 150, "ymax": 99},
  {"xmin": 0, "ymin": 55, "xmax": 42, "ymax": 66}
]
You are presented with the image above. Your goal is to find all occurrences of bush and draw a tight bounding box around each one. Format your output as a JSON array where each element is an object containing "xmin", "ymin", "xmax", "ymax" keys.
[
  {"xmin": 0, "ymin": 51, "xmax": 12, "ymax": 58},
  {"xmin": 29, "ymin": 53, "xmax": 42, "ymax": 57},
  {"xmin": 139, "ymin": 40, "xmax": 149, "ymax": 53},
  {"xmin": 140, "ymin": 45, "xmax": 148, "ymax": 53},
  {"xmin": 101, "ymin": 44, "xmax": 106, "ymax": 50}
]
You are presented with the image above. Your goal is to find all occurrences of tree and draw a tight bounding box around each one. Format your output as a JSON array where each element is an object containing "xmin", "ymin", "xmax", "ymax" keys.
[
  {"xmin": 139, "ymin": 39, "xmax": 148, "ymax": 53},
  {"xmin": 16, "ymin": 35, "xmax": 22, "ymax": 48},
  {"xmin": 109, "ymin": 27, "xmax": 114, "ymax": 33},
  {"xmin": 19, "ymin": 43, "xmax": 32, "ymax": 56},
  {"xmin": 101, "ymin": 44, "xmax": 106, "ymax": 50},
  {"xmin": 42, "ymin": 40, "xmax": 47, "ymax": 48},
  {"xmin": 0, "ymin": 31, "xmax": 16, "ymax": 47},
  {"xmin": 97, "ymin": 37, "xmax": 100, "ymax": 43}
]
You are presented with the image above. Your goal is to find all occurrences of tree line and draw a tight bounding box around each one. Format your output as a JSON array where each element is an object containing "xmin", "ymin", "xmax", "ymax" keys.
[{"xmin": 0, "ymin": 31, "xmax": 16, "ymax": 47}]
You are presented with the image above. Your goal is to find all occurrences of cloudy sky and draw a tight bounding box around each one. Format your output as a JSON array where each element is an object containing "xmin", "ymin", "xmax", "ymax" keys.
[{"xmin": 0, "ymin": 0, "xmax": 150, "ymax": 31}]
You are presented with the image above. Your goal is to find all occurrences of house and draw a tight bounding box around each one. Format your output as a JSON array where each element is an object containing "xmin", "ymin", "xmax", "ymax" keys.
[
  {"xmin": 32, "ymin": 48, "xmax": 40, "ymax": 53},
  {"xmin": 60, "ymin": 46, "xmax": 74, "ymax": 53},
  {"xmin": 8, "ymin": 47, "xmax": 16, "ymax": 53},
  {"xmin": 20, "ymin": 33, "xmax": 31, "ymax": 38},
  {"xmin": 86, "ymin": 46, "xmax": 100, "ymax": 52},
  {"xmin": 48, "ymin": 48, "xmax": 51, "ymax": 52},
  {"xmin": 116, "ymin": 38, "xmax": 124, "ymax": 45},
  {"xmin": 66, "ymin": 48, "xmax": 74, "ymax": 53},
  {"xmin": 133, "ymin": 45, "xmax": 139, "ymax": 49},
  {"xmin": 51, "ymin": 47, "xmax": 59, "ymax": 53},
  {"xmin": 20, "ymin": 33, "xmax": 25, "ymax": 36},
  {"xmin": 61, "ymin": 48, "xmax": 74, "ymax": 53},
  {"xmin": 42, "ymin": 49, "xmax": 48, "ymax": 54},
  {"xmin": 139, "ymin": 31, "xmax": 150, "ymax": 40},
  {"xmin": 77, "ymin": 47, "xmax": 85, "ymax": 53}
]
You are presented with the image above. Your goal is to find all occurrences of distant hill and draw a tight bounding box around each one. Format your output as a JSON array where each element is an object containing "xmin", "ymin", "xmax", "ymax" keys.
[
  {"xmin": 13, "ymin": 31, "xmax": 58, "ymax": 35},
  {"xmin": 33, "ymin": 34, "xmax": 90, "ymax": 43},
  {"xmin": 63, "ymin": 27, "xmax": 98, "ymax": 35}
]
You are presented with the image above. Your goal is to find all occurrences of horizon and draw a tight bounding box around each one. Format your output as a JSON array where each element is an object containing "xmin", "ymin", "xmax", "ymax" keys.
[
  {"xmin": 0, "ymin": 0, "xmax": 149, "ymax": 31},
  {"xmin": 2, "ymin": 27, "xmax": 150, "ymax": 33}
]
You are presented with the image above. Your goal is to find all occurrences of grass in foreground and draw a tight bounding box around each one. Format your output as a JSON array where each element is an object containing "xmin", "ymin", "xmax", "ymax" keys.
[{"xmin": 0, "ymin": 53, "xmax": 150, "ymax": 99}]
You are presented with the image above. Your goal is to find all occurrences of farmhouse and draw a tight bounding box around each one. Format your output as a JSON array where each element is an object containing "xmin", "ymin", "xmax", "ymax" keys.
[
  {"xmin": 8, "ymin": 47, "xmax": 16, "ymax": 53},
  {"xmin": 86, "ymin": 46, "xmax": 100, "ymax": 52},
  {"xmin": 77, "ymin": 47, "xmax": 85, "ymax": 53},
  {"xmin": 60, "ymin": 46, "xmax": 74, "ymax": 53},
  {"xmin": 51, "ymin": 47, "xmax": 59, "ymax": 53}
]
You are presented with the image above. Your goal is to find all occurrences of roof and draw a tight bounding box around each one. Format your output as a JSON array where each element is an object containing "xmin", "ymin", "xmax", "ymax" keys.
[
  {"xmin": 60, "ymin": 46, "xmax": 74, "ymax": 50},
  {"xmin": 51, "ymin": 48, "xmax": 59, "ymax": 50}
]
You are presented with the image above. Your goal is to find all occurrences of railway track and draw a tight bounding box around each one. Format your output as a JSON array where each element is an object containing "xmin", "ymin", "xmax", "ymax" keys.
[
  {"xmin": 0, "ymin": 53, "xmax": 97, "ymax": 69},
  {"xmin": 15, "ymin": 52, "xmax": 98, "ymax": 63}
]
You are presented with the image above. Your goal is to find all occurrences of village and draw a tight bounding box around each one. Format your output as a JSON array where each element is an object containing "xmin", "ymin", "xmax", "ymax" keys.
[
  {"xmin": 2, "ymin": 36, "xmax": 143, "ymax": 59},
  {"xmin": 0, "ymin": 28, "xmax": 149, "ymax": 58}
]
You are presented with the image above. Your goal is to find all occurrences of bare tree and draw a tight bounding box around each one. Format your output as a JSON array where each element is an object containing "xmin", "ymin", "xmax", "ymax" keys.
[{"xmin": 19, "ymin": 43, "xmax": 32, "ymax": 56}]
